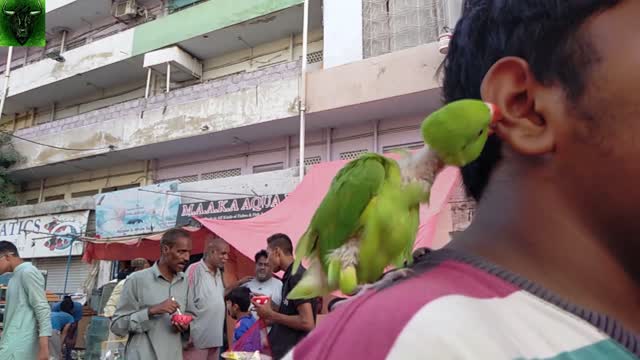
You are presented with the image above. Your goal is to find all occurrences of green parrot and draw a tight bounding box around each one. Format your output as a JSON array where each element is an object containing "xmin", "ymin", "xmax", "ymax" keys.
[
  {"xmin": 287, "ymin": 153, "xmax": 426, "ymax": 300},
  {"xmin": 287, "ymin": 99, "xmax": 501, "ymax": 300},
  {"xmin": 421, "ymin": 99, "xmax": 500, "ymax": 166}
]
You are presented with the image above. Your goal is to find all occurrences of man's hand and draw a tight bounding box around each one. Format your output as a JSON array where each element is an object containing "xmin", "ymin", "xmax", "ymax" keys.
[
  {"xmin": 171, "ymin": 320, "xmax": 189, "ymax": 333},
  {"xmin": 252, "ymin": 298, "xmax": 274, "ymax": 321},
  {"xmin": 149, "ymin": 298, "xmax": 180, "ymax": 316},
  {"xmin": 37, "ymin": 337, "xmax": 49, "ymax": 360}
]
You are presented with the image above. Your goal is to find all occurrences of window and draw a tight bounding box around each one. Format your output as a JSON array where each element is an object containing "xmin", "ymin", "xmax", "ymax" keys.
[
  {"xmin": 176, "ymin": 175, "xmax": 199, "ymax": 183},
  {"xmin": 44, "ymin": 194, "xmax": 65, "ymax": 202},
  {"xmin": 307, "ymin": 51, "xmax": 324, "ymax": 64},
  {"xmin": 156, "ymin": 175, "xmax": 198, "ymax": 184},
  {"xmin": 339, "ymin": 149, "xmax": 368, "ymax": 161},
  {"xmin": 101, "ymin": 183, "xmax": 140, "ymax": 193},
  {"xmin": 72, "ymin": 190, "xmax": 99, "ymax": 198},
  {"xmin": 253, "ymin": 162, "xmax": 284, "ymax": 174},
  {"xmin": 201, "ymin": 168, "xmax": 242, "ymax": 180},
  {"xmin": 295, "ymin": 156, "xmax": 322, "ymax": 167},
  {"xmin": 25, "ymin": 198, "xmax": 39, "ymax": 205},
  {"xmin": 382, "ymin": 141, "xmax": 424, "ymax": 154}
]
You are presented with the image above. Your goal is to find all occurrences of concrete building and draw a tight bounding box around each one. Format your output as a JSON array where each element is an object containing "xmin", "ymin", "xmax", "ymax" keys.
[{"xmin": 0, "ymin": 0, "xmax": 468, "ymax": 294}]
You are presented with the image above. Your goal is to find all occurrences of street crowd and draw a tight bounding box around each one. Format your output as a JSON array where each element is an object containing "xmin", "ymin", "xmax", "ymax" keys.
[{"xmin": 0, "ymin": 229, "xmax": 317, "ymax": 360}]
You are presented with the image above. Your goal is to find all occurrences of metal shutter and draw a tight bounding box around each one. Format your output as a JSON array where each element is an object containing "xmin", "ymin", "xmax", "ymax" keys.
[{"xmin": 32, "ymin": 256, "xmax": 91, "ymax": 295}]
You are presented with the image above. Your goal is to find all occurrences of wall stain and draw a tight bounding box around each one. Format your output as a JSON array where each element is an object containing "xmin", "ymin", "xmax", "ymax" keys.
[
  {"xmin": 33, "ymin": 132, "xmax": 121, "ymax": 165},
  {"xmin": 248, "ymin": 15, "xmax": 277, "ymax": 25}
]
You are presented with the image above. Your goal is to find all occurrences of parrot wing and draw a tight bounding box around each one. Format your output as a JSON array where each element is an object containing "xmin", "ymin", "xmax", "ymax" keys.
[{"xmin": 292, "ymin": 153, "xmax": 387, "ymax": 273}]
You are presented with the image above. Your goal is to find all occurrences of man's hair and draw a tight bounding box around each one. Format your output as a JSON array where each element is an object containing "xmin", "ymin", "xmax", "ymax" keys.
[
  {"xmin": 160, "ymin": 228, "xmax": 191, "ymax": 249},
  {"xmin": 442, "ymin": 0, "xmax": 620, "ymax": 201},
  {"xmin": 225, "ymin": 286, "xmax": 252, "ymax": 312},
  {"xmin": 266, "ymin": 233, "xmax": 293, "ymax": 255},
  {"xmin": 131, "ymin": 258, "xmax": 149, "ymax": 271},
  {"xmin": 0, "ymin": 241, "xmax": 19, "ymax": 257},
  {"xmin": 60, "ymin": 295, "xmax": 74, "ymax": 315},
  {"xmin": 254, "ymin": 249, "xmax": 268, "ymax": 263}
]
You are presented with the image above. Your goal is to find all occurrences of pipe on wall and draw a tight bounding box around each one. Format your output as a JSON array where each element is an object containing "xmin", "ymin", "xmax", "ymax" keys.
[
  {"xmin": 373, "ymin": 120, "xmax": 379, "ymax": 153},
  {"xmin": 50, "ymin": 102, "xmax": 56, "ymax": 123},
  {"xmin": 143, "ymin": 160, "xmax": 151, "ymax": 186},
  {"xmin": 38, "ymin": 179, "xmax": 45, "ymax": 203},
  {"xmin": 166, "ymin": 62, "xmax": 171, "ymax": 93},
  {"xmin": 298, "ymin": 0, "xmax": 309, "ymax": 183},
  {"xmin": 326, "ymin": 128, "xmax": 332, "ymax": 161},
  {"xmin": 285, "ymin": 136, "xmax": 291, "ymax": 168},
  {"xmin": 145, "ymin": 68, "xmax": 152, "ymax": 98},
  {"xmin": 60, "ymin": 30, "xmax": 68, "ymax": 54},
  {"xmin": 0, "ymin": 47, "xmax": 13, "ymax": 119}
]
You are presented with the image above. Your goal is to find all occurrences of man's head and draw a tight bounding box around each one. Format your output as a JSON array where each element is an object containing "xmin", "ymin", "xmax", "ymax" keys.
[
  {"xmin": 0, "ymin": 241, "xmax": 20, "ymax": 275},
  {"xmin": 225, "ymin": 286, "xmax": 252, "ymax": 320},
  {"xmin": 443, "ymin": 1, "xmax": 640, "ymax": 266},
  {"xmin": 254, "ymin": 249, "xmax": 272, "ymax": 282},
  {"xmin": 131, "ymin": 258, "xmax": 150, "ymax": 272},
  {"xmin": 160, "ymin": 228, "xmax": 192, "ymax": 273},
  {"xmin": 204, "ymin": 237, "xmax": 229, "ymax": 271},
  {"xmin": 60, "ymin": 295, "xmax": 74, "ymax": 315},
  {"xmin": 266, "ymin": 233, "xmax": 293, "ymax": 273}
]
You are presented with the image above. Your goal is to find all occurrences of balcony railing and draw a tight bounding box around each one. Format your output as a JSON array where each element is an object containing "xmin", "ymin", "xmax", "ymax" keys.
[{"xmin": 14, "ymin": 60, "xmax": 301, "ymax": 141}]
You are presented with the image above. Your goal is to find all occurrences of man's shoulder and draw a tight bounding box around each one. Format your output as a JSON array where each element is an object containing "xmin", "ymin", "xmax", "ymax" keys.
[
  {"xmin": 21, "ymin": 262, "xmax": 40, "ymax": 274},
  {"xmin": 289, "ymin": 260, "xmax": 522, "ymax": 358},
  {"xmin": 286, "ymin": 264, "xmax": 306, "ymax": 284},
  {"xmin": 127, "ymin": 267, "xmax": 154, "ymax": 282},
  {"xmin": 258, "ymin": 277, "xmax": 282, "ymax": 289},
  {"xmin": 19, "ymin": 263, "xmax": 44, "ymax": 281}
]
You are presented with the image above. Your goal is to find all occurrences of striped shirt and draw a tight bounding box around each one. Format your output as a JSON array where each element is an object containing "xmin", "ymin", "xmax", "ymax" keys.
[{"xmin": 285, "ymin": 250, "xmax": 639, "ymax": 359}]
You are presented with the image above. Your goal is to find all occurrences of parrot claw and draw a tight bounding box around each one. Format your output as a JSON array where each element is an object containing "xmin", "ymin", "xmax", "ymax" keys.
[
  {"xmin": 339, "ymin": 265, "xmax": 358, "ymax": 295},
  {"xmin": 332, "ymin": 267, "xmax": 415, "ymax": 310},
  {"xmin": 371, "ymin": 267, "xmax": 414, "ymax": 290}
]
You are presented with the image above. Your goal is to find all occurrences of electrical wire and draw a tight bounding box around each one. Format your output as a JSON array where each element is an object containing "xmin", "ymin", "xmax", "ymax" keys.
[{"xmin": 0, "ymin": 130, "xmax": 114, "ymax": 152}]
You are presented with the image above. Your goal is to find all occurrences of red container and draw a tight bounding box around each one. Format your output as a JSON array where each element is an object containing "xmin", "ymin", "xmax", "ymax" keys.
[
  {"xmin": 252, "ymin": 296, "xmax": 270, "ymax": 305},
  {"xmin": 171, "ymin": 313, "xmax": 193, "ymax": 326}
]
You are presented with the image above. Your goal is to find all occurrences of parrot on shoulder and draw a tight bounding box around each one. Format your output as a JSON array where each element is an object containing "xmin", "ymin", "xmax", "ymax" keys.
[{"xmin": 287, "ymin": 99, "xmax": 501, "ymax": 300}]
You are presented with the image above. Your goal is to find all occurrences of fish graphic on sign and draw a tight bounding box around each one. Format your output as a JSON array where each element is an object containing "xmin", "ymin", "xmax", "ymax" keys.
[{"xmin": 43, "ymin": 220, "xmax": 80, "ymax": 252}]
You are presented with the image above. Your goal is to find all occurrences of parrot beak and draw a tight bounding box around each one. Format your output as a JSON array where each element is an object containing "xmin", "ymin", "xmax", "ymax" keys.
[{"xmin": 486, "ymin": 102, "xmax": 502, "ymax": 136}]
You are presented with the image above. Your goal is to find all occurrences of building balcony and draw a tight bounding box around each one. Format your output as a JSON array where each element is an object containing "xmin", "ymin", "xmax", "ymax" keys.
[{"xmin": 10, "ymin": 59, "xmax": 302, "ymax": 181}]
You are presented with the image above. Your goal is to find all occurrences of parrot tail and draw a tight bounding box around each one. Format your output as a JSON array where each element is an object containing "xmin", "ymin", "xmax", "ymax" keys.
[
  {"xmin": 287, "ymin": 260, "xmax": 328, "ymax": 300},
  {"xmin": 293, "ymin": 229, "xmax": 316, "ymax": 274}
]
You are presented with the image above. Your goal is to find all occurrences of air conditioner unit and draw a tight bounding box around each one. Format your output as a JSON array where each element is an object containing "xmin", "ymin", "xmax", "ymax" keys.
[{"xmin": 113, "ymin": 0, "xmax": 138, "ymax": 19}]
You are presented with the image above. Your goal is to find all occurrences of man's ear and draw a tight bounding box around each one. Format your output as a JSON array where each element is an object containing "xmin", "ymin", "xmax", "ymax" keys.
[{"xmin": 481, "ymin": 57, "xmax": 555, "ymax": 156}]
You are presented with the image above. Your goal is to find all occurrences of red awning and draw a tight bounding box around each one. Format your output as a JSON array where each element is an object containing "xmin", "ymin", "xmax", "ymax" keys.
[{"xmin": 83, "ymin": 226, "xmax": 211, "ymax": 262}]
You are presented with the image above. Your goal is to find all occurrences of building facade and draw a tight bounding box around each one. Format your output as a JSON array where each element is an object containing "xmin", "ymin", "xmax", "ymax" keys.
[{"xmin": 0, "ymin": 0, "xmax": 468, "ymax": 294}]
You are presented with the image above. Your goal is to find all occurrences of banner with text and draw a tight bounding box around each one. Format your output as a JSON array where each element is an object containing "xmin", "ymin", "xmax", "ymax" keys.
[
  {"xmin": 0, "ymin": 211, "xmax": 89, "ymax": 258},
  {"xmin": 176, "ymin": 194, "xmax": 287, "ymax": 226},
  {"xmin": 95, "ymin": 182, "xmax": 181, "ymax": 238}
]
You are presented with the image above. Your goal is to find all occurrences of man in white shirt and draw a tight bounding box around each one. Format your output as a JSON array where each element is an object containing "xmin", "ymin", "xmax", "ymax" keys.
[
  {"xmin": 184, "ymin": 238, "xmax": 229, "ymax": 360},
  {"xmin": 243, "ymin": 250, "xmax": 282, "ymax": 310}
]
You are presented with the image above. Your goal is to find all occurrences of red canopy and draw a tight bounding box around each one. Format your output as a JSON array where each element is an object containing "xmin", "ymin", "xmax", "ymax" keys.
[
  {"xmin": 83, "ymin": 226, "xmax": 211, "ymax": 262},
  {"xmin": 83, "ymin": 159, "xmax": 461, "ymax": 264}
]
